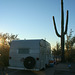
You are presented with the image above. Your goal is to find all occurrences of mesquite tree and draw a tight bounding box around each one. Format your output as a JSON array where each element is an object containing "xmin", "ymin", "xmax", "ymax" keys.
[{"xmin": 53, "ymin": 0, "xmax": 69, "ymax": 62}]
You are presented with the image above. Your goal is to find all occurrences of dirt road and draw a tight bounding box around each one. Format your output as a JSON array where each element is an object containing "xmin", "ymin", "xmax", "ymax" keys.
[{"xmin": 0, "ymin": 63, "xmax": 75, "ymax": 75}]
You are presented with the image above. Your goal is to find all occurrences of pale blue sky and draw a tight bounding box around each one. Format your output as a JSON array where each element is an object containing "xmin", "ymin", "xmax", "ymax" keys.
[{"xmin": 0, "ymin": 0, "xmax": 75, "ymax": 48}]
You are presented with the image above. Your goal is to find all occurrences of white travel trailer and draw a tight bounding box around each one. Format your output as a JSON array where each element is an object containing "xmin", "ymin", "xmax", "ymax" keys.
[{"xmin": 9, "ymin": 39, "xmax": 51, "ymax": 71}]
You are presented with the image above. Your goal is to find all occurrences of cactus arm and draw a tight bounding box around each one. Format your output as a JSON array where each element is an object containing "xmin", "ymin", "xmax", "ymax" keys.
[
  {"xmin": 53, "ymin": 16, "xmax": 61, "ymax": 37},
  {"xmin": 64, "ymin": 10, "xmax": 69, "ymax": 34},
  {"xmin": 61, "ymin": 0, "xmax": 64, "ymax": 27}
]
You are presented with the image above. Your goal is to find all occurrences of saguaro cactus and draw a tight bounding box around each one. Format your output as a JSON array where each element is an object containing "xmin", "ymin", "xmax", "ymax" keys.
[{"xmin": 53, "ymin": 0, "xmax": 69, "ymax": 62}]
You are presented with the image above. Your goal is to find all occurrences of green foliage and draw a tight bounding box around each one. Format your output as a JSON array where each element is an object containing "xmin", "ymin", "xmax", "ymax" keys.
[
  {"xmin": 52, "ymin": 49, "xmax": 61, "ymax": 57},
  {"xmin": 52, "ymin": 33, "xmax": 75, "ymax": 62},
  {"xmin": 0, "ymin": 33, "xmax": 19, "ymax": 44},
  {"xmin": 65, "ymin": 29, "xmax": 75, "ymax": 62},
  {"xmin": 65, "ymin": 49, "xmax": 75, "ymax": 62},
  {"xmin": 52, "ymin": 43, "xmax": 61, "ymax": 62},
  {"xmin": 0, "ymin": 33, "xmax": 19, "ymax": 67},
  {"xmin": 65, "ymin": 29, "xmax": 74, "ymax": 50},
  {"xmin": 0, "ymin": 41, "xmax": 10, "ymax": 67}
]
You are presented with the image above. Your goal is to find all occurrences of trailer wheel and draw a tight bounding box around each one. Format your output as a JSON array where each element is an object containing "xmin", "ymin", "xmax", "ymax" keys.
[{"xmin": 24, "ymin": 56, "xmax": 36, "ymax": 69}]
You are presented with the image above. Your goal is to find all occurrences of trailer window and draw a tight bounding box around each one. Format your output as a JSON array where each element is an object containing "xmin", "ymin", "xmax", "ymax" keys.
[{"xmin": 18, "ymin": 48, "xmax": 29, "ymax": 54}]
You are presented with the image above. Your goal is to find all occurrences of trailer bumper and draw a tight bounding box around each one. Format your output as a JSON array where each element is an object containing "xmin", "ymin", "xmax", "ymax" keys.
[{"xmin": 8, "ymin": 67, "xmax": 40, "ymax": 71}]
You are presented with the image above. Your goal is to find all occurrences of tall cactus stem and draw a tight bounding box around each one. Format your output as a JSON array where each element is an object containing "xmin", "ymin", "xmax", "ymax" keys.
[{"xmin": 52, "ymin": 0, "xmax": 69, "ymax": 62}]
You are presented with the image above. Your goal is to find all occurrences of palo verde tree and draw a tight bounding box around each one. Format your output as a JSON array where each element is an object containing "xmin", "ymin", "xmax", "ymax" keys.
[
  {"xmin": 52, "ymin": 42, "xmax": 61, "ymax": 62},
  {"xmin": 52, "ymin": 0, "xmax": 69, "ymax": 62},
  {"xmin": 65, "ymin": 35, "xmax": 75, "ymax": 62},
  {"xmin": 0, "ymin": 33, "xmax": 19, "ymax": 67},
  {"xmin": 65, "ymin": 29, "xmax": 73, "ymax": 51}
]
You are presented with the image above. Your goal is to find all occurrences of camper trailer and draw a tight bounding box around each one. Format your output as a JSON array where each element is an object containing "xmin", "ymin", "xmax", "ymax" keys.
[{"xmin": 9, "ymin": 39, "xmax": 51, "ymax": 71}]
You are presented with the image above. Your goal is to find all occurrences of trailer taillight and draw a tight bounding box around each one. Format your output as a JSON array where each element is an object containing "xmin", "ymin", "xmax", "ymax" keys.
[
  {"xmin": 36, "ymin": 58, "xmax": 39, "ymax": 60},
  {"xmin": 9, "ymin": 56, "xmax": 12, "ymax": 59},
  {"xmin": 49, "ymin": 60, "xmax": 54, "ymax": 63}
]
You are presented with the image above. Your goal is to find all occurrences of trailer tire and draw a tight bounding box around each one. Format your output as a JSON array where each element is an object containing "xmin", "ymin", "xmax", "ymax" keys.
[{"xmin": 24, "ymin": 56, "xmax": 36, "ymax": 69}]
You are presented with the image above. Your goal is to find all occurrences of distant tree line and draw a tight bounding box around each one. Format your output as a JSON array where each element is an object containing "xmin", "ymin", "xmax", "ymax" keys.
[{"xmin": 52, "ymin": 29, "xmax": 75, "ymax": 62}]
